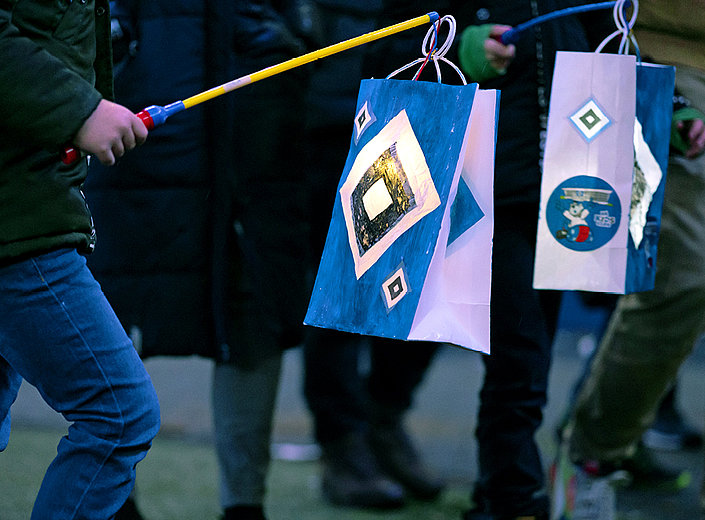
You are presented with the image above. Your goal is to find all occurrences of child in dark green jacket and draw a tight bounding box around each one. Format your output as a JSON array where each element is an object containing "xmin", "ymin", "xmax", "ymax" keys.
[{"xmin": 0, "ymin": 1, "xmax": 159, "ymax": 518}]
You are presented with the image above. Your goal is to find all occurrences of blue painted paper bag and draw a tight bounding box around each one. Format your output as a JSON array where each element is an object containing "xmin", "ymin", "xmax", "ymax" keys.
[
  {"xmin": 534, "ymin": 51, "xmax": 674, "ymax": 293},
  {"xmin": 305, "ymin": 78, "xmax": 498, "ymax": 353}
]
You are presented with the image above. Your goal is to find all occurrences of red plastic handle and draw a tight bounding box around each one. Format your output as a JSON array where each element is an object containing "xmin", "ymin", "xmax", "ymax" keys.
[
  {"xmin": 136, "ymin": 109, "xmax": 155, "ymax": 130},
  {"xmin": 61, "ymin": 146, "xmax": 82, "ymax": 165}
]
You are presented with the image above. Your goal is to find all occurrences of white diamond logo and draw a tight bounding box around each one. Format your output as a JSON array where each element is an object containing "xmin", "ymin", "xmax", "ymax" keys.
[
  {"xmin": 362, "ymin": 178, "xmax": 394, "ymax": 221},
  {"xmin": 354, "ymin": 101, "xmax": 376, "ymax": 144},
  {"xmin": 570, "ymin": 99, "xmax": 611, "ymax": 141}
]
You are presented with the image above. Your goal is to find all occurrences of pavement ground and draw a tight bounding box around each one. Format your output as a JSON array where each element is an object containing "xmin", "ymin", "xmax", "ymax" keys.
[{"xmin": 1, "ymin": 294, "xmax": 703, "ymax": 519}]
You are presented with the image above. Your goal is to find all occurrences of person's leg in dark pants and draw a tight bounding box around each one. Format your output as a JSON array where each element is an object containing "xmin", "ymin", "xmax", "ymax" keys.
[
  {"xmin": 367, "ymin": 337, "xmax": 444, "ymax": 500},
  {"xmin": 303, "ymin": 328, "xmax": 405, "ymax": 508},
  {"xmin": 304, "ymin": 329, "xmax": 444, "ymax": 506},
  {"xmin": 469, "ymin": 203, "xmax": 561, "ymax": 519}
]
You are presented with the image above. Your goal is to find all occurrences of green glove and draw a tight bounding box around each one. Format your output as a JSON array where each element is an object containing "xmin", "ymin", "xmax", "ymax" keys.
[
  {"xmin": 458, "ymin": 24, "xmax": 506, "ymax": 83},
  {"xmin": 671, "ymin": 107, "xmax": 705, "ymax": 155}
]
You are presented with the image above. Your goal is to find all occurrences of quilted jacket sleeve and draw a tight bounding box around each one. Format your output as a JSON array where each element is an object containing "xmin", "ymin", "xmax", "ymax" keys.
[{"xmin": 0, "ymin": 2, "xmax": 103, "ymax": 149}]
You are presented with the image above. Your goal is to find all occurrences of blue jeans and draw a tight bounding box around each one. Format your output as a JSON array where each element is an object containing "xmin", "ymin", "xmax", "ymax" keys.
[{"xmin": 0, "ymin": 249, "xmax": 160, "ymax": 519}]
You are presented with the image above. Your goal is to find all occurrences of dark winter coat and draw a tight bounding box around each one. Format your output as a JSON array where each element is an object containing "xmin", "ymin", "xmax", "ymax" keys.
[
  {"xmin": 84, "ymin": 0, "xmax": 313, "ymax": 367},
  {"xmin": 304, "ymin": 0, "xmax": 381, "ymax": 132},
  {"xmin": 0, "ymin": 0, "xmax": 112, "ymax": 266},
  {"xmin": 303, "ymin": 0, "xmax": 382, "ymax": 253}
]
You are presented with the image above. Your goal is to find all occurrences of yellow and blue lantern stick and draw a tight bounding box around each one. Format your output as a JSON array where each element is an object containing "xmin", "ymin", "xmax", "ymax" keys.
[{"xmin": 62, "ymin": 11, "xmax": 439, "ymax": 164}]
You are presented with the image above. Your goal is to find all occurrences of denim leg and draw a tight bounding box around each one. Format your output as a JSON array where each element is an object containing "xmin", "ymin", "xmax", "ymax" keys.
[
  {"xmin": 0, "ymin": 355, "xmax": 22, "ymax": 451},
  {"xmin": 0, "ymin": 249, "xmax": 161, "ymax": 520}
]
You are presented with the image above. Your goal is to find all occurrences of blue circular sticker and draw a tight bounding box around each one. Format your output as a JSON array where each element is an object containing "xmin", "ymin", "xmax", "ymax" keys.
[{"xmin": 546, "ymin": 175, "xmax": 621, "ymax": 252}]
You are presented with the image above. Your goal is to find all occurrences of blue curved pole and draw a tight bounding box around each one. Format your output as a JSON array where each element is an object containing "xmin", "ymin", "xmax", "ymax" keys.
[{"xmin": 499, "ymin": 1, "xmax": 631, "ymax": 45}]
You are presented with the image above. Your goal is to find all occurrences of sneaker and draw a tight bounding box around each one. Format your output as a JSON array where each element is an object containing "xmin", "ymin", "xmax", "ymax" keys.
[
  {"xmin": 463, "ymin": 507, "xmax": 548, "ymax": 520},
  {"xmin": 320, "ymin": 432, "xmax": 406, "ymax": 509},
  {"xmin": 641, "ymin": 409, "xmax": 703, "ymax": 451},
  {"xmin": 369, "ymin": 421, "xmax": 445, "ymax": 500},
  {"xmin": 550, "ymin": 445, "xmax": 630, "ymax": 520},
  {"xmin": 621, "ymin": 442, "xmax": 691, "ymax": 492}
]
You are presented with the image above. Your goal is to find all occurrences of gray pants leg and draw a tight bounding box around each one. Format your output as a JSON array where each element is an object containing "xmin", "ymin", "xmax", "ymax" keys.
[{"xmin": 212, "ymin": 355, "xmax": 282, "ymax": 508}]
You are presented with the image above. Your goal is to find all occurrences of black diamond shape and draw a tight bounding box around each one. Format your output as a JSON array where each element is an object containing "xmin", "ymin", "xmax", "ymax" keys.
[
  {"xmin": 579, "ymin": 108, "xmax": 601, "ymax": 131},
  {"xmin": 350, "ymin": 143, "xmax": 417, "ymax": 255},
  {"xmin": 387, "ymin": 276, "xmax": 404, "ymax": 300}
]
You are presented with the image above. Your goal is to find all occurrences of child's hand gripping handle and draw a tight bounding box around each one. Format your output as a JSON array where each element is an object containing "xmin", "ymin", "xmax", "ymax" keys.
[{"xmin": 60, "ymin": 105, "xmax": 170, "ymax": 165}]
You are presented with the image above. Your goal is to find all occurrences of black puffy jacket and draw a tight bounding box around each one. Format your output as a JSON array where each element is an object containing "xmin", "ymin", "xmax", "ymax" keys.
[{"xmin": 85, "ymin": 0, "xmax": 314, "ymax": 366}]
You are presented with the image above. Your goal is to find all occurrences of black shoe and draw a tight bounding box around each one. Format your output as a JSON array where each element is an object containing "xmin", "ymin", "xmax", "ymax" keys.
[
  {"xmin": 368, "ymin": 421, "xmax": 445, "ymax": 501},
  {"xmin": 320, "ymin": 433, "xmax": 406, "ymax": 509},
  {"xmin": 620, "ymin": 442, "xmax": 692, "ymax": 492},
  {"xmin": 223, "ymin": 505, "xmax": 266, "ymax": 520},
  {"xmin": 463, "ymin": 507, "xmax": 548, "ymax": 520},
  {"xmin": 463, "ymin": 508, "xmax": 494, "ymax": 520},
  {"xmin": 114, "ymin": 496, "xmax": 145, "ymax": 520}
]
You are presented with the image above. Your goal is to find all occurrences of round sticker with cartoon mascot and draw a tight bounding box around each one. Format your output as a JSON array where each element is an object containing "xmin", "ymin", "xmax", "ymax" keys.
[{"xmin": 546, "ymin": 175, "xmax": 621, "ymax": 252}]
